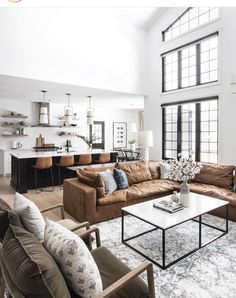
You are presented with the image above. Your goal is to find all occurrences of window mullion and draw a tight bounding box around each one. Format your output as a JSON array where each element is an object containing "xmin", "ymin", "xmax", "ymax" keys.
[
  {"xmin": 162, "ymin": 108, "xmax": 166, "ymax": 158},
  {"xmin": 177, "ymin": 105, "xmax": 182, "ymax": 156},
  {"xmin": 178, "ymin": 51, "xmax": 182, "ymax": 89},
  {"xmin": 162, "ymin": 57, "xmax": 165, "ymax": 92},
  {"xmin": 196, "ymin": 43, "xmax": 201, "ymax": 85},
  {"xmin": 195, "ymin": 103, "xmax": 201, "ymax": 161}
]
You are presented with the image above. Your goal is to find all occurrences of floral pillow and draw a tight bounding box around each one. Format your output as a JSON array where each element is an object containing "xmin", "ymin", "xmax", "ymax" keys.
[{"xmin": 44, "ymin": 220, "xmax": 103, "ymax": 297}]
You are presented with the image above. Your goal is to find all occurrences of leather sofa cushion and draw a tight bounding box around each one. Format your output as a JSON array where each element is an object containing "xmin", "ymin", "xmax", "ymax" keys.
[
  {"xmin": 0, "ymin": 198, "xmax": 24, "ymax": 242},
  {"xmin": 126, "ymin": 179, "xmax": 178, "ymax": 201},
  {"xmin": 190, "ymin": 183, "xmax": 236, "ymax": 206},
  {"xmin": 2, "ymin": 225, "xmax": 71, "ymax": 298},
  {"xmin": 193, "ymin": 163, "xmax": 235, "ymax": 189},
  {"xmin": 148, "ymin": 161, "xmax": 161, "ymax": 179},
  {"xmin": 116, "ymin": 162, "xmax": 152, "ymax": 185},
  {"xmin": 91, "ymin": 246, "xmax": 149, "ymax": 298},
  {"xmin": 97, "ymin": 190, "xmax": 127, "ymax": 206},
  {"xmin": 76, "ymin": 168, "xmax": 105, "ymax": 198},
  {"xmin": 84, "ymin": 166, "xmax": 114, "ymax": 172}
]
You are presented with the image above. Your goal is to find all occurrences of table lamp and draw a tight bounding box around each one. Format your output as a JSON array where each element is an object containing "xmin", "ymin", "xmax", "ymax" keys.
[{"xmin": 139, "ymin": 130, "xmax": 153, "ymax": 162}]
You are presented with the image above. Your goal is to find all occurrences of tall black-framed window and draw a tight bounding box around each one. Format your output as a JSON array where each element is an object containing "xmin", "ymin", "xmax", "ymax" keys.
[
  {"xmin": 89, "ymin": 121, "xmax": 105, "ymax": 149},
  {"xmin": 162, "ymin": 32, "xmax": 218, "ymax": 92},
  {"xmin": 162, "ymin": 96, "xmax": 218, "ymax": 163},
  {"xmin": 162, "ymin": 7, "xmax": 219, "ymax": 42}
]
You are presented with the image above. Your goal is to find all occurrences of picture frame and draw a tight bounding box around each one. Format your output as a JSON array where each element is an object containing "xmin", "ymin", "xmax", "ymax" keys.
[{"xmin": 113, "ymin": 122, "xmax": 127, "ymax": 148}]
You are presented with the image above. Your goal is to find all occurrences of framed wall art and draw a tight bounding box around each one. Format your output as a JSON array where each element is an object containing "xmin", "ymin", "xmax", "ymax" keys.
[{"xmin": 113, "ymin": 122, "xmax": 127, "ymax": 148}]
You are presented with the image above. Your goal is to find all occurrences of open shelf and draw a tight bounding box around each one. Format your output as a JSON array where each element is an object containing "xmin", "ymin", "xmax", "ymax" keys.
[
  {"xmin": 1, "ymin": 115, "xmax": 28, "ymax": 119},
  {"xmin": 2, "ymin": 125, "xmax": 29, "ymax": 128},
  {"xmin": 2, "ymin": 134, "xmax": 28, "ymax": 137}
]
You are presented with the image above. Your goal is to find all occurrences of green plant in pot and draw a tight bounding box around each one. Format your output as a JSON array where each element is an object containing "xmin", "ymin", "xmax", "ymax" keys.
[
  {"xmin": 77, "ymin": 134, "xmax": 98, "ymax": 149},
  {"xmin": 128, "ymin": 139, "xmax": 137, "ymax": 151}
]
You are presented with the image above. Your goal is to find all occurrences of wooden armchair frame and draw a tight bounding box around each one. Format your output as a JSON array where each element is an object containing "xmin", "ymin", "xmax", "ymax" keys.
[{"xmin": 79, "ymin": 227, "xmax": 155, "ymax": 298}]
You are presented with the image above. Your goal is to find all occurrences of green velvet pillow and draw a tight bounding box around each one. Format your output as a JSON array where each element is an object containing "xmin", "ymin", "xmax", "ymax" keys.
[
  {"xmin": 2, "ymin": 225, "xmax": 71, "ymax": 298},
  {"xmin": 0, "ymin": 198, "xmax": 24, "ymax": 241}
]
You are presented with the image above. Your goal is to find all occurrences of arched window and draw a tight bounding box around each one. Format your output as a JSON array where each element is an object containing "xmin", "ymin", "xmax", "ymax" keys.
[{"xmin": 162, "ymin": 7, "xmax": 219, "ymax": 42}]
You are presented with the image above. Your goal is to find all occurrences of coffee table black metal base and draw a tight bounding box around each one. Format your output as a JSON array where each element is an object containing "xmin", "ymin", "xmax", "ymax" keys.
[{"xmin": 121, "ymin": 205, "xmax": 228, "ymax": 270}]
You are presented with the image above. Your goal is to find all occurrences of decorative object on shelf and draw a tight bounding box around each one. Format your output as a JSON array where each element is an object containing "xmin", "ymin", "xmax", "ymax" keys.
[
  {"xmin": 86, "ymin": 96, "xmax": 94, "ymax": 125},
  {"xmin": 171, "ymin": 191, "xmax": 179, "ymax": 203},
  {"xmin": 35, "ymin": 134, "xmax": 45, "ymax": 147},
  {"xmin": 1, "ymin": 112, "xmax": 28, "ymax": 118},
  {"xmin": 77, "ymin": 134, "xmax": 97, "ymax": 149},
  {"xmin": 231, "ymin": 74, "xmax": 236, "ymax": 93},
  {"xmin": 167, "ymin": 153, "xmax": 202, "ymax": 207},
  {"xmin": 58, "ymin": 132, "xmax": 77, "ymax": 136},
  {"xmin": 139, "ymin": 130, "xmax": 153, "ymax": 162},
  {"xmin": 128, "ymin": 139, "xmax": 137, "ymax": 151},
  {"xmin": 39, "ymin": 91, "xmax": 49, "ymax": 125},
  {"xmin": 113, "ymin": 122, "xmax": 127, "ymax": 148},
  {"xmin": 64, "ymin": 93, "xmax": 73, "ymax": 127}
]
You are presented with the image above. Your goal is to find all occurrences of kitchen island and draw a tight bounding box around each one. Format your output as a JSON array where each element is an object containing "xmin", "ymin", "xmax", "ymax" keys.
[{"xmin": 10, "ymin": 149, "xmax": 117, "ymax": 193}]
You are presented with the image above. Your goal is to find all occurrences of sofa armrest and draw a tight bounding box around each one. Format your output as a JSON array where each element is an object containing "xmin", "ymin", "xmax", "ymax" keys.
[
  {"xmin": 96, "ymin": 260, "xmax": 155, "ymax": 298},
  {"xmin": 63, "ymin": 178, "xmax": 97, "ymax": 223}
]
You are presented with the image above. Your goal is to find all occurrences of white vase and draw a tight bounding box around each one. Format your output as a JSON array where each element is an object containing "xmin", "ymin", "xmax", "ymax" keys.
[
  {"xmin": 130, "ymin": 143, "xmax": 136, "ymax": 151},
  {"xmin": 180, "ymin": 179, "xmax": 190, "ymax": 207}
]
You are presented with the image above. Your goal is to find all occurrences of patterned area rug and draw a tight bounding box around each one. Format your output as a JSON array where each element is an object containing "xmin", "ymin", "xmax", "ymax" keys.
[{"xmin": 95, "ymin": 214, "xmax": 236, "ymax": 298}]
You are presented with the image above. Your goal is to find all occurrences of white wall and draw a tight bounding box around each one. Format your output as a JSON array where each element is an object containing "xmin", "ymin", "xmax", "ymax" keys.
[
  {"xmin": 0, "ymin": 98, "xmax": 139, "ymax": 152},
  {"xmin": 146, "ymin": 7, "xmax": 236, "ymax": 165},
  {"xmin": 0, "ymin": 8, "xmax": 147, "ymax": 96}
]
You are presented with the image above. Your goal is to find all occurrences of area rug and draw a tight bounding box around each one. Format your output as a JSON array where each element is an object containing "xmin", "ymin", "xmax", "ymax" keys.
[{"xmin": 95, "ymin": 214, "xmax": 236, "ymax": 298}]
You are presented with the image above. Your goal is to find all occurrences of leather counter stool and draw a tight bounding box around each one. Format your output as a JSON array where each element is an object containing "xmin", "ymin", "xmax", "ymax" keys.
[
  {"xmin": 75, "ymin": 154, "xmax": 92, "ymax": 166},
  {"xmin": 55, "ymin": 155, "xmax": 74, "ymax": 189},
  {"xmin": 94, "ymin": 153, "xmax": 111, "ymax": 164},
  {"xmin": 32, "ymin": 157, "xmax": 54, "ymax": 194}
]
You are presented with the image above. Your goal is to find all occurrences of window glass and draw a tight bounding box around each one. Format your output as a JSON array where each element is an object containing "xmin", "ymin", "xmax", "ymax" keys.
[
  {"xmin": 162, "ymin": 34, "xmax": 218, "ymax": 92},
  {"xmin": 162, "ymin": 99, "xmax": 218, "ymax": 163},
  {"xmin": 163, "ymin": 7, "xmax": 219, "ymax": 42}
]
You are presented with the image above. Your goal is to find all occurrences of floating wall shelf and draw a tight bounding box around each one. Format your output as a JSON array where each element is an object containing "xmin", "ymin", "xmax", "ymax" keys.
[{"xmin": 1, "ymin": 115, "xmax": 28, "ymax": 119}]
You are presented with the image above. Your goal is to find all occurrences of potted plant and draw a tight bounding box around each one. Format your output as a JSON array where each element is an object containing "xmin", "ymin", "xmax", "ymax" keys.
[
  {"xmin": 77, "ymin": 134, "xmax": 97, "ymax": 150},
  {"xmin": 128, "ymin": 139, "xmax": 137, "ymax": 151},
  {"xmin": 167, "ymin": 153, "xmax": 202, "ymax": 207}
]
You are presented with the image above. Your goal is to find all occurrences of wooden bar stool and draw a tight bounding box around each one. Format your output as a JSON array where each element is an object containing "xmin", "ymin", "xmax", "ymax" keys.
[
  {"xmin": 74, "ymin": 154, "xmax": 92, "ymax": 165},
  {"xmin": 94, "ymin": 153, "xmax": 111, "ymax": 164},
  {"xmin": 32, "ymin": 157, "xmax": 54, "ymax": 194},
  {"xmin": 55, "ymin": 155, "xmax": 74, "ymax": 189}
]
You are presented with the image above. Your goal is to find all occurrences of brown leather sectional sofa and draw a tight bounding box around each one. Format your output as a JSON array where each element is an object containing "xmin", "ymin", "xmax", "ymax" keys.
[{"xmin": 63, "ymin": 161, "xmax": 236, "ymax": 224}]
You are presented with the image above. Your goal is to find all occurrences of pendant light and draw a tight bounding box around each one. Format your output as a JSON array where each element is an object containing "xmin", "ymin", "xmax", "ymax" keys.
[
  {"xmin": 64, "ymin": 93, "xmax": 73, "ymax": 127},
  {"xmin": 39, "ymin": 90, "xmax": 49, "ymax": 125},
  {"xmin": 8, "ymin": 0, "xmax": 22, "ymax": 2},
  {"xmin": 86, "ymin": 96, "xmax": 94, "ymax": 125}
]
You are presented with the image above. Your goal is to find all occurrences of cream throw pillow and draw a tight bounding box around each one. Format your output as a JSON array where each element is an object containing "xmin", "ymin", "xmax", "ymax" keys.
[
  {"xmin": 160, "ymin": 162, "xmax": 171, "ymax": 179},
  {"xmin": 14, "ymin": 192, "xmax": 45, "ymax": 240},
  {"xmin": 44, "ymin": 220, "xmax": 103, "ymax": 297}
]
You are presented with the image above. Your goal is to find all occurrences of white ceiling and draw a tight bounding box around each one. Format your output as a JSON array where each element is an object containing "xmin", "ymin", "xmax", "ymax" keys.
[
  {"xmin": 0, "ymin": 75, "xmax": 144, "ymax": 109},
  {"xmin": 0, "ymin": 1, "xmax": 165, "ymax": 30}
]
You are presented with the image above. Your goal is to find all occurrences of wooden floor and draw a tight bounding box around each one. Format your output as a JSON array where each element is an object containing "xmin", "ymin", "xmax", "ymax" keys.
[{"xmin": 0, "ymin": 176, "xmax": 76, "ymax": 222}]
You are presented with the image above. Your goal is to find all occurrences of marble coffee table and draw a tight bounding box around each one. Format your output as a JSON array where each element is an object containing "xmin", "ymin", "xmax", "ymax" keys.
[{"xmin": 121, "ymin": 192, "xmax": 229, "ymax": 269}]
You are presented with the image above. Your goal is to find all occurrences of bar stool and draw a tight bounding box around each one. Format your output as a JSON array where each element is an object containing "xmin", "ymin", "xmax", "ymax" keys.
[
  {"xmin": 55, "ymin": 155, "xmax": 74, "ymax": 189},
  {"xmin": 93, "ymin": 153, "xmax": 111, "ymax": 164},
  {"xmin": 32, "ymin": 157, "xmax": 54, "ymax": 194},
  {"xmin": 74, "ymin": 154, "xmax": 92, "ymax": 166}
]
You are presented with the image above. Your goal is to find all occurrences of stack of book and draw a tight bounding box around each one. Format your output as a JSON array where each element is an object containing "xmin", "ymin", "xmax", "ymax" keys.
[{"xmin": 153, "ymin": 199, "xmax": 184, "ymax": 213}]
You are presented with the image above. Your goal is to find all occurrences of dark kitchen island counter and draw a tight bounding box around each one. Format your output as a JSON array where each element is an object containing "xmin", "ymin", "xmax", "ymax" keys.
[{"xmin": 10, "ymin": 149, "xmax": 117, "ymax": 193}]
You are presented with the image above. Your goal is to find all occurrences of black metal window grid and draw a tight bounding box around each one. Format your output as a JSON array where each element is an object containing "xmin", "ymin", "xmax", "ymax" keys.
[
  {"xmin": 162, "ymin": 97, "xmax": 218, "ymax": 163},
  {"xmin": 162, "ymin": 33, "xmax": 218, "ymax": 92},
  {"xmin": 162, "ymin": 7, "xmax": 219, "ymax": 42}
]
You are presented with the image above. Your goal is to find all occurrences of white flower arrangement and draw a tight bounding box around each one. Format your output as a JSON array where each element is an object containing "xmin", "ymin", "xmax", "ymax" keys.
[{"xmin": 167, "ymin": 153, "xmax": 202, "ymax": 182}]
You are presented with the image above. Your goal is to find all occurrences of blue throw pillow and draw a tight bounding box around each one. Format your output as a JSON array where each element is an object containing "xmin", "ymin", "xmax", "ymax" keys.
[{"xmin": 114, "ymin": 168, "xmax": 129, "ymax": 189}]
